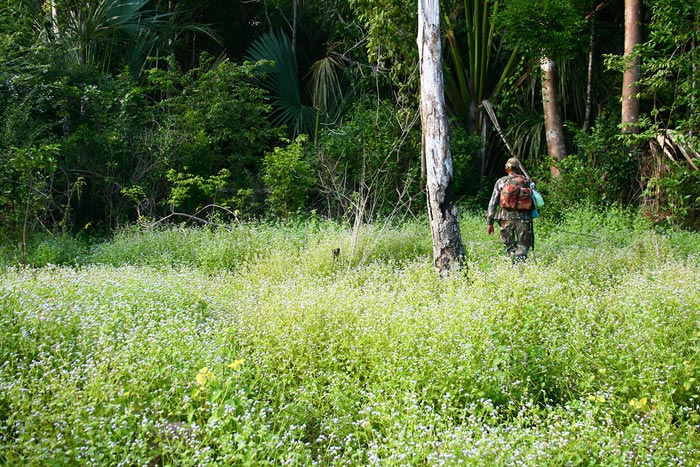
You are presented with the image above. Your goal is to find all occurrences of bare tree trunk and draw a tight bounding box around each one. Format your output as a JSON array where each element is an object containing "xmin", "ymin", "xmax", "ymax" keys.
[
  {"xmin": 622, "ymin": 0, "xmax": 641, "ymax": 135},
  {"xmin": 692, "ymin": 33, "xmax": 696, "ymax": 139},
  {"xmin": 584, "ymin": 20, "xmax": 596, "ymax": 133},
  {"xmin": 541, "ymin": 57, "xmax": 566, "ymax": 177},
  {"xmin": 418, "ymin": 0, "xmax": 464, "ymax": 276},
  {"xmin": 50, "ymin": 0, "xmax": 60, "ymax": 39}
]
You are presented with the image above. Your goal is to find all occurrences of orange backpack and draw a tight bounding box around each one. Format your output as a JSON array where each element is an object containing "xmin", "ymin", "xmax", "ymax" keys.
[{"xmin": 499, "ymin": 173, "xmax": 533, "ymax": 210}]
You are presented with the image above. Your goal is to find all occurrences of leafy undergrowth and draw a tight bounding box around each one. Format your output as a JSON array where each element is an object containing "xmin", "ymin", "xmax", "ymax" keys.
[{"xmin": 2, "ymin": 209, "xmax": 700, "ymax": 466}]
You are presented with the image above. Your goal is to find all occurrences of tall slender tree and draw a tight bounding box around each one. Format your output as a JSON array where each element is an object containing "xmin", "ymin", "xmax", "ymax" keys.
[
  {"xmin": 493, "ymin": 0, "xmax": 589, "ymax": 174},
  {"xmin": 418, "ymin": 0, "xmax": 464, "ymax": 275},
  {"xmin": 622, "ymin": 0, "xmax": 641, "ymax": 136},
  {"xmin": 541, "ymin": 56, "xmax": 566, "ymax": 176}
]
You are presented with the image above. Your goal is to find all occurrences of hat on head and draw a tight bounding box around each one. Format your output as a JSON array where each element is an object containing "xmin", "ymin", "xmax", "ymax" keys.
[{"xmin": 505, "ymin": 157, "xmax": 521, "ymax": 172}]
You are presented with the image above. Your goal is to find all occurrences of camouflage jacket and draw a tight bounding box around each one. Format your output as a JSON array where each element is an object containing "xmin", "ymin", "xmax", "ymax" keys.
[{"xmin": 486, "ymin": 175, "xmax": 533, "ymax": 225}]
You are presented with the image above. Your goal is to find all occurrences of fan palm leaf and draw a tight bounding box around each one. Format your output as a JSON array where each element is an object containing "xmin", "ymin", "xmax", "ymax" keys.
[{"xmin": 246, "ymin": 29, "xmax": 316, "ymax": 136}]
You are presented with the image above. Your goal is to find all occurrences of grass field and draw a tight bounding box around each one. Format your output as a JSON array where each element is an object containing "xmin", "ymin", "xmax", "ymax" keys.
[{"xmin": 2, "ymin": 208, "xmax": 700, "ymax": 466}]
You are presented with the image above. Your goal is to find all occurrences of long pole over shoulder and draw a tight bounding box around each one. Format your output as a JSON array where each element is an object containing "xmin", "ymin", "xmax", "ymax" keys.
[{"xmin": 482, "ymin": 99, "xmax": 531, "ymax": 179}]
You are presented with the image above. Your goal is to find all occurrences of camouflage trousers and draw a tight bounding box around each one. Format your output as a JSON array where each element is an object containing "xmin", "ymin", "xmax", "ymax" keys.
[{"xmin": 498, "ymin": 219, "xmax": 533, "ymax": 260}]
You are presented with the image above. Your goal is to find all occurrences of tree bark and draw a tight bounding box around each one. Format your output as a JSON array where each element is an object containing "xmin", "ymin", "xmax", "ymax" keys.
[
  {"xmin": 50, "ymin": 0, "xmax": 60, "ymax": 39},
  {"xmin": 541, "ymin": 56, "xmax": 566, "ymax": 177},
  {"xmin": 418, "ymin": 0, "xmax": 464, "ymax": 276},
  {"xmin": 584, "ymin": 20, "xmax": 596, "ymax": 133},
  {"xmin": 622, "ymin": 0, "xmax": 641, "ymax": 135}
]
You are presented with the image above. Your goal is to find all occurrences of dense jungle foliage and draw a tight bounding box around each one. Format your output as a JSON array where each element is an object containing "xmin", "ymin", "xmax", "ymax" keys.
[{"xmin": 1, "ymin": 0, "xmax": 699, "ymax": 261}]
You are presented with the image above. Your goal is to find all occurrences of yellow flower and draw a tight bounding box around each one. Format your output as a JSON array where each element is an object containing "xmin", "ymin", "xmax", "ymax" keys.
[
  {"xmin": 227, "ymin": 358, "xmax": 245, "ymax": 371},
  {"xmin": 195, "ymin": 366, "xmax": 217, "ymax": 386},
  {"xmin": 628, "ymin": 397, "xmax": 648, "ymax": 410}
]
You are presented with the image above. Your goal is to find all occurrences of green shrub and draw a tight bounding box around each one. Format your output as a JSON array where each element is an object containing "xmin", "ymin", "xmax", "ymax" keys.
[
  {"xmin": 0, "ymin": 144, "xmax": 59, "ymax": 255},
  {"xmin": 314, "ymin": 100, "xmax": 422, "ymax": 220},
  {"xmin": 643, "ymin": 161, "xmax": 700, "ymax": 230},
  {"xmin": 149, "ymin": 57, "xmax": 283, "ymax": 219},
  {"xmin": 450, "ymin": 125, "xmax": 484, "ymax": 203},
  {"xmin": 262, "ymin": 135, "xmax": 314, "ymax": 217},
  {"xmin": 533, "ymin": 113, "xmax": 638, "ymax": 217},
  {"xmin": 26, "ymin": 233, "xmax": 88, "ymax": 267},
  {"xmin": 165, "ymin": 168, "xmax": 233, "ymax": 215}
]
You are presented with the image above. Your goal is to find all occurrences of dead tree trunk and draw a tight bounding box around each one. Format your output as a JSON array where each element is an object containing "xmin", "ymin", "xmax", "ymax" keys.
[{"xmin": 418, "ymin": 0, "xmax": 464, "ymax": 276}]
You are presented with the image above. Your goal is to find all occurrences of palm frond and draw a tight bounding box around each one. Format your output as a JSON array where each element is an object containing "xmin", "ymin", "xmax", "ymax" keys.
[
  {"xmin": 443, "ymin": 0, "xmax": 519, "ymax": 126},
  {"xmin": 104, "ymin": 0, "xmax": 148, "ymax": 26},
  {"xmin": 503, "ymin": 108, "xmax": 546, "ymax": 162},
  {"xmin": 308, "ymin": 42, "xmax": 353, "ymax": 126},
  {"xmin": 246, "ymin": 29, "xmax": 316, "ymax": 136},
  {"xmin": 309, "ymin": 55, "xmax": 342, "ymax": 112}
]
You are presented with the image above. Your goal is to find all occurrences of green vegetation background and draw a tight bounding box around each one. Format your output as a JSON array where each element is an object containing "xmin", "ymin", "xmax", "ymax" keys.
[{"xmin": 2, "ymin": 207, "xmax": 700, "ymax": 466}]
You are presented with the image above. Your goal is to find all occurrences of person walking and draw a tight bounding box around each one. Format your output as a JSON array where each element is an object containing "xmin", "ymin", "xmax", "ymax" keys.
[{"xmin": 486, "ymin": 157, "xmax": 534, "ymax": 262}]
